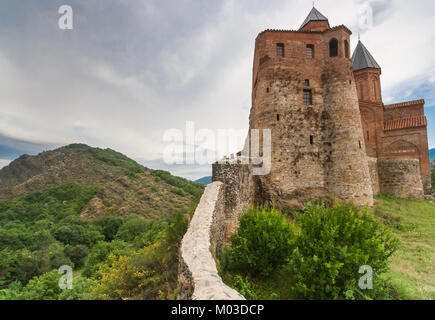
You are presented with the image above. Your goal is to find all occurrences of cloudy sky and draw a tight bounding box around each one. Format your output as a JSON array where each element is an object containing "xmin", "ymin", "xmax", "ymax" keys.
[{"xmin": 0, "ymin": 0, "xmax": 434, "ymax": 180}]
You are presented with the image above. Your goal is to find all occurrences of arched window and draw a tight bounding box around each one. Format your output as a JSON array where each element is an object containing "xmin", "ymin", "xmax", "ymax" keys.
[
  {"xmin": 329, "ymin": 38, "xmax": 338, "ymax": 57},
  {"xmin": 344, "ymin": 40, "xmax": 350, "ymax": 58}
]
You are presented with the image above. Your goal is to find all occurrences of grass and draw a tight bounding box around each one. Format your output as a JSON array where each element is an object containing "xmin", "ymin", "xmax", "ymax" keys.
[
  {"xmin": 221, "ymin": 266, "xmax": 296, "ymax": 300},
  {"xmin": 374, "ymin": 195, "xmax": 435, "ymax": 300}
]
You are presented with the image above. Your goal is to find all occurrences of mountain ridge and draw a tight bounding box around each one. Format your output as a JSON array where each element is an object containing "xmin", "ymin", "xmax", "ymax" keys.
[{"xmin": 0, "ymin": 143, "xmax": 204, "ymax": 220}]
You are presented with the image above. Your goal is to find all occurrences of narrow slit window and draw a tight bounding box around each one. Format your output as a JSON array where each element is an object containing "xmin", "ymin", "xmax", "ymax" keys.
[
  {"xmin": 277, "ymin": 43, "xmax": 284, "ymax": 58},
  {"xmin": 277, "ymin": 114, "xmax": 280, "ymax": 121},
  {"xmin": 367, "ymin": 130, "xmax": 370, "ymax": 141},
  {"xmin": 306, "ymin": 44, "xmax": 314, "ymax": 59},
  {"xmin": 359, "ymin": 141, "xmax": 362, "ymax": 149},
  {"xmin": 303, "ymin": 89, "xmax": 313, "ymax": 105},
  {"xmin": 344, "ymin": 40, "xmax": 350, "ymax": 58},
  {"xmin": 310, "ymin": 135, "xmax": 314, "ymax": 145}
]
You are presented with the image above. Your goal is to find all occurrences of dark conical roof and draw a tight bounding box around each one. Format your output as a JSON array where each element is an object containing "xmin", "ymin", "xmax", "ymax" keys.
[
  {"xmin": 300, "ymin": 7, "xmax": 329, "ymax": 29},
  {"xmin": 352, "ymin": 40, "xmax": 381, "ymax": 71}
]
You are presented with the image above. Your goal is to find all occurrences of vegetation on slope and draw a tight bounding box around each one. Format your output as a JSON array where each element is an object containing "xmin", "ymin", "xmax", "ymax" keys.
[
  {"xmin": 374, "ymin": 195, "xmax": 435, "ymax": 300},
  {"xmin": 220, "ymin": 197, "xmax": 434, "ymax": 300},
  {"xmin": 0, "ymin": 182, "xmax": 200, "ymax": 300},
  {"xmin": 0, "ymin": 144, "xmax": 204, "ymax": 219},
  {"xmin": 0, "ymin": 144, "xmax": 204, "ymax": 300}
]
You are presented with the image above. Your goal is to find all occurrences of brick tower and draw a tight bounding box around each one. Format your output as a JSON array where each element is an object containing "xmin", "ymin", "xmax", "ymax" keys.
[{"xmin": 249, "ymin": 7, "xmax": 374, "ymax": 207}]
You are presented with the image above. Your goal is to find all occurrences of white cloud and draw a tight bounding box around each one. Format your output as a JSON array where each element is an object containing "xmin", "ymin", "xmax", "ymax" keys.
[
  {"xmin": 0, "ymin": 159, "xmax": 11, "ymax": 169},
  {"xmin": 0, "ymin": 0, "xmax": 434, "ymax": 177}
]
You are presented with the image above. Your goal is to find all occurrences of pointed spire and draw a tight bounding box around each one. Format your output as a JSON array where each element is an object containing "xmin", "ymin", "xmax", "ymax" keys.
[
  {"xmin": 299, "ymin": 7, "xmax": 329, "ymax": 29},
  {"xmin": 352, "ymin": 40, "xmax": 381, "ymax": 72}
]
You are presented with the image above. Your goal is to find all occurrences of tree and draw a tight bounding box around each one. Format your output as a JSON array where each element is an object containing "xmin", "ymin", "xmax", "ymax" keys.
[
  {"xmin": 64, "ymin": 245, "xmax": 89, "ymax": 268},
  {"xmin": 115, "ymin": 216, "xmax": 152, "ymax": 243},
  {"xmin": 18, "ymin": 270, "xmax": 63, "ymax": 300},
  {"xmin": 82, "ymin": 240, "xmax": 131, "ymax": 278},
  {"xmin": 94, "ymin": 216, "xmax": 124, "ymax": 241}
]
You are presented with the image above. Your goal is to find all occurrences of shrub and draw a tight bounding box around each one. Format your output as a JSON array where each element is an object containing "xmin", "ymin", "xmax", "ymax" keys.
[
  {"xmin": 170, "ymin": 188, "xmax": 185, "ymax": 196},
  {"xmin": 93, "ymin": 216, "xmax": 124, "ymax": 241},
  {"xmin": 64, "ymin": 245, "xmax": 89, "ymax": 268},
  {"xmin": 231, "ymin": 275, "xmax": 258, "ymax": 300},
  {"xmin": 115, "ymin": 216, "xmax": 152, "ymax": 243},
  {"xmin": 223, "ymin": 206, "xmax": 295, "ymax": 277},
  {"xmin": 18, "ymin": 270, "xmax": 63, "ymax": 300},
  {"xmin": 289, "ymin": 201, "xmax": 398, "ymax": 300},
  {"xmin": 82, "ymin": 240, "xmax": 131, "ymax": 278}
]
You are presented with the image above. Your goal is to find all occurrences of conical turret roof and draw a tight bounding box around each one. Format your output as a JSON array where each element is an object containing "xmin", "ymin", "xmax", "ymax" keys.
[
  {"xmin": 352, "ymin": 40, "xmax": 381, "ymax": 71},
  {"xmin": 300, "ymin": 7, "xmax": 329, "ymax": 29}
]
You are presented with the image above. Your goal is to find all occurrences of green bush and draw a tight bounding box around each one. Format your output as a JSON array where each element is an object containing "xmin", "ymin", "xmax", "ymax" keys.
[
  {"xmin": 231, "ymin": 275, "xmax": 258, "ymax": 300},
  {"xmin": 170, "ymin": 188, "xmax": 186, "ymax": 196},
  {"xmin": 115, "ymin": 216, "xmax": 152, "ymax": 243},
  {"xmin": 64, "ymin": 245, "xmax": 89, "ymax": 268},
  {"xmin": 82, "ymin": 240, "xmax": 131, "ymax": 278},
  {"xmin": 289, "ymin": 201, "xmax": 398, "ymax": 300},
  {"xmin": 223, "ymin": 206, "xmax": 295, "ymax": 277},
  {"xmin": 93, "ymin": 216, "xmax": 124, "ymax": 241},
  {"xmin": 18, "ymin": 270, "xmax": 63, "ymax": 300}
]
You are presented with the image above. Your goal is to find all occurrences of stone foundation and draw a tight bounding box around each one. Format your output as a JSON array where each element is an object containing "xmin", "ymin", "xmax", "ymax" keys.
[
  {"xmin": 367, "ymin": 157, "xmax": 380, "ymax": 195},
  {"xmin": 377, "ymin": 158, "xmax": 424, "ymax": 200}
]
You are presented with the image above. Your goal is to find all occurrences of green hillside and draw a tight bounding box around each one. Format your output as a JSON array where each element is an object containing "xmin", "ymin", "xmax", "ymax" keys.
[
  {"xmin": 0, "ymin": 144, "xmax": 204, "ymax": 300},
  {"xmin": 0, "ymin": 144, "xmax": 204, "ymax": 219}
]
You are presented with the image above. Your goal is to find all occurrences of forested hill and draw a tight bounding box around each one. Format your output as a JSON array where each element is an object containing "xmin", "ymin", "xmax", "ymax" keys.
[
  {"xmin": 0, "ymin": 144, "xmax": 204, "ymax": 300},
  {"xmin": 0, "ymin": 143, "xmax": 204, "ymax": 219}
]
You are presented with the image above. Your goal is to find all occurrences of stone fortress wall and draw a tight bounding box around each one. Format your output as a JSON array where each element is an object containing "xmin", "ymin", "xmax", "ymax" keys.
[
  {"xmin": 178, "ymin": 161, "xmax": 253, "ymax": 300},
  {"xmin": 177, "ymin": 181, "xmax": 246, "ymax": 300},
  {"xmin": 177, "ymin": 7, "xmax": 431, "ymax": 300}
]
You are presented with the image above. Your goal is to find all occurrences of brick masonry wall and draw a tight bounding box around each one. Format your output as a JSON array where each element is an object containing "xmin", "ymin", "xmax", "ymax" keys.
[
  {"xmin": 377, "ymin": 158, "xmax": 424, "ymax": 200},
  {"xmin": 249, "ymin": 27, "xmax": 374, "ymax": 208}
]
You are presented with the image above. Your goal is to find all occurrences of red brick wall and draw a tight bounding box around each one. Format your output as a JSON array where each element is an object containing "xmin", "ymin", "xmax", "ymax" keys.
[{"xmin": 249, "ymin": 26, "xmax": 374, "ymax": 207}]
